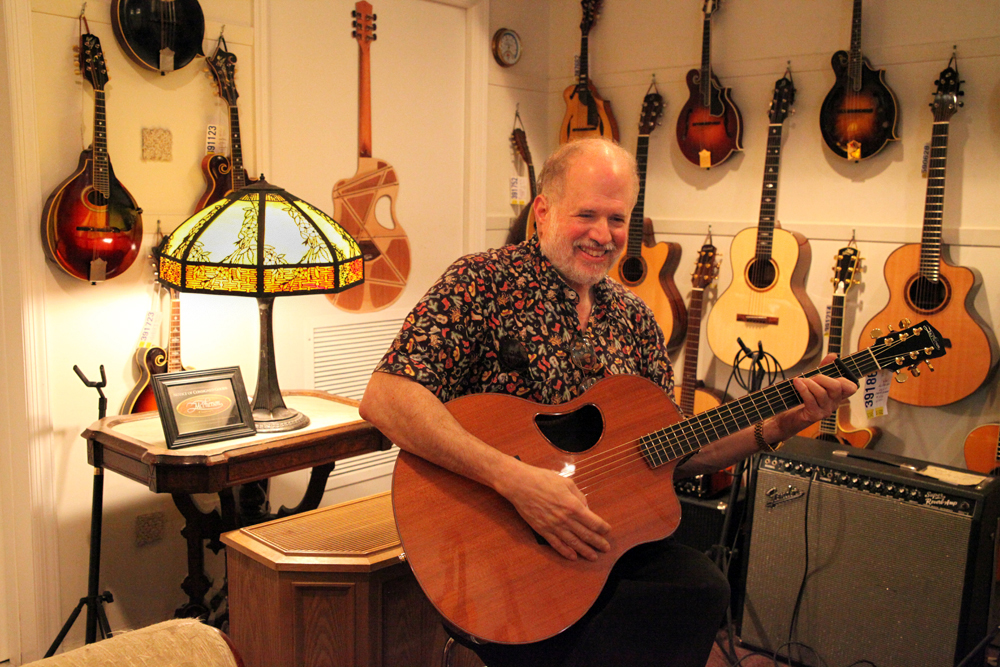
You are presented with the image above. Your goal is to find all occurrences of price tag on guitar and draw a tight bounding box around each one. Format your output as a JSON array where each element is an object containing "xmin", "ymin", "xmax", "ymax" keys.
[
  {"xmin": 509, "ymin": 176, "xmax": 528, "ymax": 206},
  {"xmin": 863, "ymin": 370, "xmax": 891, "ymax": 419}
]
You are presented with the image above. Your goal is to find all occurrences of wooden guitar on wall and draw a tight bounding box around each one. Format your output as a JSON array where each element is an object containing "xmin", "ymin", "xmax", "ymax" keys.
[
  {"xmin": 798, "ymin": 244, "xmax": 880, "ymax": 448},
  {"xmin": 42, "ymin": 28, "xmax": 143, "ymax": 283},
  {"xmin": 819, "ymin": 0, "xmax": 899, "ymax": 160},
  {"xmin": 195, "ymin": 35, "xmax": 253, "ymax": 211},
  {"xmin": 111, "ymin": 0, "xmax": 205, "ymax": 74},
  {"xmin": 506, "ymin": 124, "xmax": 538, "ymax": 245},
  {"xmin": 558, "ymin": 0, "xmax": 619, "ymax": 144},
  {"xmin": 610, "ymin": 83, "xmax": 686, "ymax": 351},
  {"xmin": 707, "ymin": 74, "xmax": 821, "ymax": 370},
  {"xmin": 392, "ymin": 322, "xmax": 947, "ymax": 645},
  {"xmin": 857, "ymin": 57, "xmax": 997, "ymax": 406},
  {"xmin": 120, "ymin": 288, "xmax": 186, "ymax": 414},
  {"xmin": 328, "ymin": 1, "xmax": 410, "ymax": 313},
  {"xmin": 676, "ymin": 0, "xmax": 743, "ymax": 168},
  {"xmin": 965, "ymin": 423, "xmax": 1000, "ymax": 476}
]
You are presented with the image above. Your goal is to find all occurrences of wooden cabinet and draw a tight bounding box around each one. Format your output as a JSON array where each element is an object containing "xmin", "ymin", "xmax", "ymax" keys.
[{"xmin": 222, "ymin": 492, "xmax": 482, "ymax": 667}]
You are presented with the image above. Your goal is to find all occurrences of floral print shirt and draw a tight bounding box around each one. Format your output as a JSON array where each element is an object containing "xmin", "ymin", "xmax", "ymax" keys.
[{"xmin": 376, "ymin": 236, "xmax": 678, "ymax": 408}]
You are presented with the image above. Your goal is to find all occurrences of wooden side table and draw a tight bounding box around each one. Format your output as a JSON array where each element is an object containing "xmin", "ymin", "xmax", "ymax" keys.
[{"xmin": 82, "ymin": 390, "xmax": 391, "ymax": 619}]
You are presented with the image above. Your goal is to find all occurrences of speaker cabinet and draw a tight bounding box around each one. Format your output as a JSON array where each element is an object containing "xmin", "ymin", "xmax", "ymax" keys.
[{"xmin": 739, "ymin": 437, "xmax": 1000, "ymax": 667}]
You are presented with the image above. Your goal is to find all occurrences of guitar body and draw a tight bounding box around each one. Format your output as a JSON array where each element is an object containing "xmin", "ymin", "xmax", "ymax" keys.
[
  {"xmin": 327, "ymin": 157, "xmax": 410, "ymax": 312},
  {"xmin": 857, "ymin": 243, "xmax": 997, "ymax": 406},
  {"xmin": 111, "ymin": 0, "xmax": 205, "ymax": 73},
  {"xmin": 819, "ymin": 51, "xmax": 899, "ymax": 160},
  {"xmin": 559, "ymin": 81, "xmax": 620, "ymax": 144},
  {"xmin": 798, "ymin": 406, "xmax": 880, "ymax": 449},
  {"xmin": 42, "ymin": 149, "xmax": 143, "ymax": 282},
  {"xmin": 964, "ymin": 424, "xmax": 1000, "ymax": 475},
  {"xmin": 611, "ymin": 232, "xmax": 686, "ymax": 351},
  {"xmin": 393, "ymin": 375, "xmax": 683, "ymax": 645},
  {"xmin": 708, "ymin": 227, "xmax": 821, "ymax": 370},
  {"xmin": 120, "ymin": 345, "xmax": 167, "ymax": 414},
  {"xmin": 676, "ymin": 70, "xmax": 743, "ymax": 168}
]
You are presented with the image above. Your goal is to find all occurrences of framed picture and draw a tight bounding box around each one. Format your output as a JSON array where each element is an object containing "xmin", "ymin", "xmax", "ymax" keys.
[{"xmin": 152, "ymin": 367, "xmax": 256, "ymax": 449}]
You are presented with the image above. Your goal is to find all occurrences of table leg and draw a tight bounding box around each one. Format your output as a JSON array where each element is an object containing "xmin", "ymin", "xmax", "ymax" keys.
[
  {"xmin": 276, "ymin": 461, "xmax": 337, "ymax": 517},
  {"xmin": 171, "ymin": 492, "xmax": 225, "ymax": 619}
]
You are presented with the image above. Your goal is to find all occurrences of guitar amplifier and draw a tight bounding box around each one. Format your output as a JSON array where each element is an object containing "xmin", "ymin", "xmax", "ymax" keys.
[{"xmin": 739, "ymin": 437, "xmax": 1000, "ymax": 667}]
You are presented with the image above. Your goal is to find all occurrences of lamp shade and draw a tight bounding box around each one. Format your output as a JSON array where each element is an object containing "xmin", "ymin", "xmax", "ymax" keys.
[{"xmin": 158, "ymin": 178, "xmax": 364, "ymax": 296}]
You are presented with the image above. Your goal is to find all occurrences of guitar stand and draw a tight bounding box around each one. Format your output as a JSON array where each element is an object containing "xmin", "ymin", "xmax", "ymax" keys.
[{"xmin": 45, "ymin": 365, "xmax": 114, "ymax": 657}]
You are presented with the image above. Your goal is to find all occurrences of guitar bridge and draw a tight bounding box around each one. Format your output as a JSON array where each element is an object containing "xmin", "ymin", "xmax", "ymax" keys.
[{"xmin": 737, "ymin": 314, "xmax": 779, "ymax": 325}]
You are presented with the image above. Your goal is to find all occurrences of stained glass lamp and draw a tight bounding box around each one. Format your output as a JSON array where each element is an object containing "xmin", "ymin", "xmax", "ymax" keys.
[{"xmin": 157, "ymin": 177, "xmax": 364, "ymax": 432}]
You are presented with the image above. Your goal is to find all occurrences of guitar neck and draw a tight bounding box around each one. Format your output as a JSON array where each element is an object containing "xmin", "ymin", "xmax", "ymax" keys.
[
  {"xmin": 93, "ymin": 91, "xmax": 110, "ymax": 197},
  {"xmin": 168, "ymin": 290, "xmax": 182, "ymax": 372},
  {"xmin": 229, "ymin": 104, "xmax": 246, "ymax": 190},
  {"xmin": 527, "ymin": 164, "xmax": 537, "ymax": 201},
  {"xmin": 920, "ymin": 121, "xmax": 949, "ymax": 280},
  {"xmin": 578, "ymin": 33, "xmax": 589, "ymax": 87},
  {"xmin": 817, "ymin": 292, "xmax": 847, "ymax": 435},
  {"xmin": 625, "ymin": 134, "xmax": 650, "ymax": 256},
  {"xmin": 699, "ymin": 12, "xmax": 712, "ymax": 107},
  {"xmin": 678, "ymin": 287, "xmax": 705, "ymax": 415},
  {"xmin": 848, "ymin": 0, "xmax": 863, "ymax": 90},
  {"xmin": 755, "ymin": 123, "xmax": 784, "ymax": 260},
  {"xmin": 358, "ymin": 28, "xmax": 373, "ymax": 158}
]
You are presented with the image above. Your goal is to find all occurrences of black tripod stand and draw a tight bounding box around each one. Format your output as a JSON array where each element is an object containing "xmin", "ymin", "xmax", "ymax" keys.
[{"xmin": 45, "ymin": 365, "xmax": 114, "ymax": 657}]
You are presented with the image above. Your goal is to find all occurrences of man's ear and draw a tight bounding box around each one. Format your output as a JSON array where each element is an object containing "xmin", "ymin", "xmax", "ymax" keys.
[{"xmin": 532, "ymin": 194, "xmax": 549, "ymax": 237}]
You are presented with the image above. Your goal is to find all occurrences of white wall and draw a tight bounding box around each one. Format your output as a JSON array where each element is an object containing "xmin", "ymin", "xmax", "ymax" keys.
[{"xmin": 487, "ymin": 0, "xmax": 1000, "ymax": 467}]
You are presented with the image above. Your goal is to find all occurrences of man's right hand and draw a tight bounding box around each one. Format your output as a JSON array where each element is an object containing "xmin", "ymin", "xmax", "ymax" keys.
[{"xmin": 495, "ymin": 462, "xmax": 612, "ymax": 561}]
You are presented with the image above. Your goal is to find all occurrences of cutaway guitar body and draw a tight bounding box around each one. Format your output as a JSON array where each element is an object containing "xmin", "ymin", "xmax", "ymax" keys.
[
  {"xmin": 119, "ymin": 345, "xmax": 167, "ymax": 414},
  {"xmin": 799, "ymin": 406, "xmax": 879, "ymax": 449},
  {"xmin": 612, "ymin": 233, "xmax": 684, "ymax": 350},
  {"xmin": 560, "ymin": 81, "xmax": 619, "ymax": 144}
]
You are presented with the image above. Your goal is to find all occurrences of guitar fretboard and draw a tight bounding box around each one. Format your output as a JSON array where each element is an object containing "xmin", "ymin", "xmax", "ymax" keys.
[
  {"xmin": 679, "ymin": 286, "xmax": 705, "ymax": 416},
  {"xmin": 699, "ymin": 13, "xmax": 713, "ymax": 107},
  {"xmin": 578, "ymin": 34, "xmax": 589, "ymax": 87},
  {"xmin": 849, "ymin": 0, "xmax": 864, "ymax": 91},
  {"xmin": 229, "ymin": 104, "xmax": 246, "ymax": 190},
  {"xmin": 168, "ymin": 292, "xmax": 182, "ymax": 372},
  {"xmin": 625, "ymin": 134, "xmax": 650, "ymax": 257},
  {"xmin": 920, "ymin": 122, "xmax": 949, "ymax": 281},
  {"xmin": 817, "ymin": 292, "xmax": 847, "ymax": 436},
  {"xmin": 755, "ymin": 123, "xmax": 784, "ymax": 261},
  {"xmin": 93, "ymin": 91, "xmax": 109, "ymax": 198}
]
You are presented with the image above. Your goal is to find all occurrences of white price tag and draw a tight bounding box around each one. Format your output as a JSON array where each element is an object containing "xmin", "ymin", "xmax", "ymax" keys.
[
  {"xmin": 509, "ymin": 176, "xmax": 528, "ymax": 206},
  {"xmin": 136, "ymin": 310, "xmax": 161, "ymax": 349},
  {"xmin": 206, "ymin": 124, "xmax": 219, "ymax": 154},
  {"xmin": 863, "ymin": 369, "xmax": 891, "ymax": 419}
]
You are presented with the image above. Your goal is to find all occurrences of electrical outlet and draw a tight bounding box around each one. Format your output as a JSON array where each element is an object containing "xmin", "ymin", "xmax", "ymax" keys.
[{"xmin": 135, "ymin": 511, "xmax": 166, "ymax": 547}]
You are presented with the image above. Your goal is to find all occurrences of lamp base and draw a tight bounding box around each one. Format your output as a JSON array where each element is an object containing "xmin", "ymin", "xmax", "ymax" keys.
[{"xmin": 252, "ymin": 406, "xmax": 311, "ymax": 433}]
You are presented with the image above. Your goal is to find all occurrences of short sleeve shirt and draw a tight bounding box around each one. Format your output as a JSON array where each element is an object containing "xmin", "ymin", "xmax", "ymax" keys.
[{"xmin": 375, "ymin": 237, "xmax": 678, "ymax": 408}]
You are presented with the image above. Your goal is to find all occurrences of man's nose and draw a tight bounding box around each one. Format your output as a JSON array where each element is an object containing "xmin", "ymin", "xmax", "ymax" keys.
[{"xmin": 590, "ymin": 218, "xmax": 613, "ymax": 245}]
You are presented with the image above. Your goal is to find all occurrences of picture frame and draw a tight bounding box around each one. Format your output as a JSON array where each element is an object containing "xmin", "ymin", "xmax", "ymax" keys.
[{"xmin": 152, "ymin": 366, "xmax": 257, "ymax": 449}]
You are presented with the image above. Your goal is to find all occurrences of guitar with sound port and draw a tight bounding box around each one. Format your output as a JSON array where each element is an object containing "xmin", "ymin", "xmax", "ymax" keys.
[
  {"xmin": 857, "ymin": 56, "xmax": 997, "ymax": 406},
  {"xmin": 676, "ymin": 0, "xmax": 742, "ymax": 168},
  {"xmin": 798, "ymin": 244, "xmax": 880, "ymax": 448},
  {"xmin": 819, "ymin": 0, "xmax": 899, "ymax": 160},
  {"xmin": 707, "ymin": 74, "xmax": 822, "ymax": 370},
  {"xmin": 41, "ymin": 30, "xmax": 143, "ymax": 283},
  {"xmin": 392, "ymin": 322, "xmax": 947, "ymax": 644},
  {"xmin": 195, "ymin": 34, "xmax": 253, "ymax": 211},
  {"xmin": 506, "ymin": 124, "xmax": 538, "ymax": 245},
  {"xmin": 558, "ymin": 0, "xmax": 619, "ymax": 144},
  {"xmin": 328, "ymin": 1, "xmax": 410, "ymax": 312},
  {"xmin": 965, "ymin": 423, "xmax": 1000, "ymax": 476},
  {"xmin": 610, "ymin": 82, "xmax": 686, "ymax": 351}
]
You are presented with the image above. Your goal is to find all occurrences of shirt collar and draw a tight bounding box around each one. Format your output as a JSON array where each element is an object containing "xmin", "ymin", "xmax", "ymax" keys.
[{"xmin": 525, "ymin": 235, "xmax": 615, "ymax": 306}]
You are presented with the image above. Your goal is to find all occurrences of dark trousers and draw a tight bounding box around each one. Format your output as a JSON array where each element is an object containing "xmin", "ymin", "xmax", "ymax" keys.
[{"xmin": 460, "ymin": 538, "xmax": 730, "ymax": 667}]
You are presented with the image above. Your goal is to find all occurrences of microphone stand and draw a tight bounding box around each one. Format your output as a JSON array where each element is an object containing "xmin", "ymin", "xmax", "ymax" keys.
[{"xmin": 45, "ymin": 365, "xmax": 114, "ymax": 656}]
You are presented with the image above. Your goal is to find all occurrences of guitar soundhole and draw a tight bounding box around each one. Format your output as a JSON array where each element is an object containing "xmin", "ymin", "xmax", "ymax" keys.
[
  {"xmin": 906, "ymin": 276, "xmax": 949, "ymax": 314},
  {"xmin": 620, "ymin": 256, "xmax": 646, "ymax": 285},
  {"xmin": 746, "ymin": 259, "xmax": 776, "ymax": 291},
  {"xmin": 358, "ymin": 239, "xmax": 383, "ymax": 262},
  {"xmin": 534, "ymin": 404, "xmax": 603, "ymax": 454},
  {"xmin": 86, "ymin": 189, "xmax": 108, "ymax": 207}
]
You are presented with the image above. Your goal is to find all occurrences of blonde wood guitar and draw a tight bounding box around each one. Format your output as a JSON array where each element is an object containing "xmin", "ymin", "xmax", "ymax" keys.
[
  {"xmin": 327, "ymin": 2, "xmax": 410, "ymax": 313},
  {"xmin": 965, "ymin": 423, "xmax": 1000, "ymax": 476},
  {"xmin": 558, "ymin": 0, "xmax": 619, "ymax": 144},
  {"xmin": 707, "ymin": 75, "xmax": 821, "ymax": 370}
]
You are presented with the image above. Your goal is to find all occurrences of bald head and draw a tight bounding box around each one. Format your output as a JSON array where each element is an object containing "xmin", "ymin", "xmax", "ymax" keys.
[{"xmin": 537, "ymin": 138, "xmax": 639, "ymax": 210}]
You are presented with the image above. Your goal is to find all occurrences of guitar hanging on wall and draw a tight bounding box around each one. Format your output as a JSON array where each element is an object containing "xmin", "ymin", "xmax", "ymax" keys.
[
  {"xmin": 798, "ymin": 243, "xmax": 880, "ymax": 448},
  {"xmin": 965, "ymin": 423, "xmax": 1000, "ymax": 476},
  {"xmin": 818, "ymin": 0, "xmax": 899, "ymax": 160},
  {"xmin": 558, "ymin": 0, "xmax": 619, "ymax": 144},
  {"xmin": 196, "ymin": 34, "xmax": 253, "ymax": 211},
  {"xmin": 857, "ymin": 55, "xmax": 998, "ymax": 406},
  {"xmin": 505, "ymin": 120, "xmax": 538, "ymax": 245},
  {"xmin": 121, "ymin": 288, "xmax": 186, "ymax": 414},
  {"xmin": 707, "ymin": 73, "xmax": 821, "ymax": 370},
  {"xmin": 42, "ymin": 27, "xmax": 143, "ymax": 283},
  {"xmin": 610, "ymin": 81, "xmax": 687, "ymax": 351},
  {"xmin": 328, "ymin": 1, "xmax": 411, "ymax": 313},
  {"xmin": 676, "ymin": 0, "xmax": 743, "ymax": 168},
  {"xmin": 111, "ymin": 0, "xmax": 205, "ymax": 74}
]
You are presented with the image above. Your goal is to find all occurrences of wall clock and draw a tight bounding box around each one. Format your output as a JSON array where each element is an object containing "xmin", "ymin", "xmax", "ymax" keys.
[{"xmin": 491, "ymin": 28, "xmax": 521, "ymax": 67}]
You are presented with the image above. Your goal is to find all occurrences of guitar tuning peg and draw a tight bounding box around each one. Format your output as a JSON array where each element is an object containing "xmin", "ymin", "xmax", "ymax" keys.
[
  {"xmin": 372, "ymin": 13, "xmax": 378, "ymax": 20},
  {"xmin": 372, "ymin": 33, "xmax": 377, "ymax": 40},
  {"xmin": 351, "ymin": 9, "xmax": 357, "ymax": 17},
  {"xmin": 924, "ymin": 360, "xmax": 935, "ymax": 372},
  {"xmin": 909, "ymin": 366, "xmax": 921, "ymax": 378},
  {"xmin": 72, "ymin": 46, "xmax": 80, "ymax": 52},
  {"xmin": 899, "ymin": 318, "xmax": 911, "ymax": 328},
  {"xmin": 870, "ymin": 328, "xmax": 882, "ymax": 339},
  {"xmin": 351, "ymin": 30, "xmax": 357, "ymax": 38},
  {"xmin": 893, "ymin": 370, "xmax": 907, "ymax": 383},
  {"xmin": 887, "ymin": 324, "xmax": 895, "ymax": 332}
]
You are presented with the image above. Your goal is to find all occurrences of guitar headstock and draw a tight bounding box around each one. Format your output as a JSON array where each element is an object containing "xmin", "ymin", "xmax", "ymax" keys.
[
  {"xmin": 206, "ymin": 40, "xmax": 238, "ymax": 105},
  {"xmin": 869, "ymin": 320, "xmax": 949, "ymax": 380},
  {"xmin": 511, "ymin": 128, "xmax": 533, "ymax": 167},
  {"xmin": 581, "ymin": 0, "xmax": 601, "ymax": 35},
  {"xmin": 691, "ymin": 242, "xmax": 720, "ymax": 289},
  {"xmin": 831, "ymin": 246, "xmax": 861, "ymax": 296},
  {"xmin": 768, "ymin": 75, "xmax": 795, "ymax": 124},
  {"xmin": 638, "ymin": 91, "xmax": 664, "ymax": 136},
  {"xmin": 78, "ymin": 33, "xmax": 109, "ymax": 91},
  {"xmin": 931, "ymin": 64, "xmax": 963, "ymax": 122},
  {"xmin": 352, "ymin": 1, "xmax": 377, "ymax": 49}
]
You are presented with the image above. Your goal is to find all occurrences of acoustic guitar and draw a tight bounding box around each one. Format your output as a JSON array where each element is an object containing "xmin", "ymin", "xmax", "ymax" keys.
[
  {"xmin": 610, "ymin": 84, "xmax": 686, "ymax": 351},
  {"xmin": 558, "ymin": 0, "xmax": 619, "ymax": 144},
  {"xmin": 195, "ymin": 35, "xmax": 252, "ymax": 211},
  {"xmin": 392, "ymin": 322, "xmax": 947, "ymax": 644},
  {"xmin": 42, "ymin": 31, "xmax": 143, "ymax": 283},
  {"xmin": 819, "ymin": 0, "xmax": 899, "ymax": 160},
  {"xmin": 857, "ymin": 58, "xmax": 997, "ymax": 406},
  {"xmin": 120, "ymin": 289, "xmax": 185, "ymax": 414},
  {"xmin": 965, "ymin": 423, "xmax": 1000, "ymax": 476},
  {"xmin": 707, "ymin": 75, "xmax": 821, "ymax": 370},
  {"xmin": 505, "ymin": 126, "xmax": 537, "ymax": 245},
  {"xmin": 676, "ymin": 0, "xmax": 743, "ymax": 168},
  {"xmin": 111, "ymin": 0, "xmax": 205, "ymax": 74},
  {"xmin": 798, "ymin": 245, "xmax": 880, "ymax": 448},
  {"xmin": 328, "ymin": 1, "xmax": 410, "ymax": 313}
]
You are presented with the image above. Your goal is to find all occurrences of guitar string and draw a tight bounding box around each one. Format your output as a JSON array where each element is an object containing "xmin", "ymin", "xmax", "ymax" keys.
[{"xmin": 568, "ymin": 340, "xmax": 898, "ymax": 494}]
